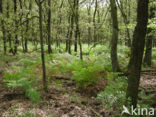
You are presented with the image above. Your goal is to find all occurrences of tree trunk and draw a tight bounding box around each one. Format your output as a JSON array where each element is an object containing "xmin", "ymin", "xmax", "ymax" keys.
[
  {"xmin": 144, "ymin": 4, "xmax": 155, "ymax": 66},
  {"xmin": 110, "ymin": 0, "xmax": 121, "ymax": 72},
  {"xmin": 68, "ymin": 12, "xmax": 74, "ymax": 54},
  {"xmin": 87, "ymin": 4, "xmax": 92, "ymax": 46},
  {"xmin": 47, "ymin": 0, "xmax": 52, "ymax": 54},
  {"xmin": 13, "ymin": 0, "xmax": 18, "ymax": 55},
  {"xmin": 66, "ymin": 16, "xmax": 70, "ymax": 52},
  {"xmin": 74, "ymin": 0, "xmax": 78, "ymax": 52},
  {"xmin": 93, "ymin": 0, "xmax": 98, "ymax": 47},
  {"xmin": 6, "ymin": 1, "xmax": 13, "ymax": 54},
  {"xmin": 117, "ymin": 0, "xmax": 131, "ymax": 47},
  {"xmin": 126, "ymin": 0, "xmax": 149, "ymax": 107},
  {"xmin": 38, "ymin": 0, "xmax": 47, "ymax": 92},
  {"xmin": 0, "ymin": 0, "xmax": 7, "ymax": 54},
  {"xmin": 74, "ymin": 0, "xmax": 82, "ymax": 60}
]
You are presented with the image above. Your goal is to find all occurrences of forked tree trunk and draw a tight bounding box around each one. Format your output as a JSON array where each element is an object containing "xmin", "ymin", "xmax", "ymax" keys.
[{"xmin": 126, "ymin": 0, "xmax": 149, "ymax": 107}]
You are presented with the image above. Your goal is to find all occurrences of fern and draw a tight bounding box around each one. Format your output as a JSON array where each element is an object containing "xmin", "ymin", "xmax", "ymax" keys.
[
  {"xmin": 71, "ymin": 60, "xmax": 105, "ymax": 89},
  {"xmin": 97, "ymin": 75, "xmax": 128, "ymax": 110},
  {"xmin": 4, "ymin": 72, "xmax": 40, "ymax": 103},
  {"xmin": 25, "ymin": 88, "xmax": 40, "ymax": 103}
]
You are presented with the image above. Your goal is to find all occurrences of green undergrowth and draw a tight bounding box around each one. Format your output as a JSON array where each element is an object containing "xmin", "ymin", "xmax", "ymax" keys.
[
  {"xmin": 97, "ymin": 74, "xmax": 128, "ymax": 111},
  {"xmin": 152, "ymin": 48, "xmax": 156, "ymax": 63},
  {"xmin": 97, "ymin": 73, "xmax": 155, "ymax": 116},
  {"xmin": 45, "ymin": 44, "xmax": 130, "ymax": 91},
  {"xmin": 3, "ymin": 53, "xmax": 41, "ymax": 103},
  {"xmin": 53, "ymin": 80, "xmax": 68, "ymax": 93},
  {"xmin": 1, "ymin": 44, "xmax": 132, "ymax": 104}
]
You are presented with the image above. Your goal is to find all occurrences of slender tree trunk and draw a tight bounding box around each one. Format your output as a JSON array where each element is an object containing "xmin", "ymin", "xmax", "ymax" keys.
[
  {"xmin": 13, "ymin": 0, "xmax": 18, "ymax": 55},
  {"xmin": 93, "ymin": 0, "xmax": 98, "ymax": 47},
  {"xmin": 110, "ymin": 0, "xmax": 121, "ymax": 72},
  {"xmin": 24, "ymin": 0, "xmax": 32, "ymax": 53},
  {"xmin": 38, "ymin": 0, "xmax": 47, "ymax": 92},
  {"xmin": 68, "ymin": 12, "xmax": 74, "ymax": 54},
  {"xmin": 66, "ymin": 16, "xmax": 70, "ymax": 52},
  {"xmin": 6, "ymin": 1, "xmax": 13, "ymax": 53},
  {"xmin": 0, "ymin": 0, "xmax": 7, "ymax": 54},
  {"xmin": 74, "ymin": 0, "xmax": 78, "ymax": 52},
  {"xmin": 2, "ymin": 22, "xmax": 7, "ymax": 54},
  {"xmin": 126, "ymin": 0, "xmax": 149, "ymax": 107},
  {"xmin": 25, "ymin": 13, "xmax": 29, "ymax": 52},
  {"xmin": 144, "ymin": 4, "xmax": 155, "ymax": 66},
  {"xmin": 87, "ymin": 4, "xmax": 92, "ymax": 46},
  {"xmin": 116, "ymin": 0, "xmax": 131, "ymax": 47},
  {"xmin": 74, "ymin": 0, "xmax": 82, "ymax": 59},
  {"xmin": 19, "ymin": 0, "xmax": 25, "ymax": 52},
  {"xmin": 47, "ymin": 0, "xmax": 52, "ymax": 54}
]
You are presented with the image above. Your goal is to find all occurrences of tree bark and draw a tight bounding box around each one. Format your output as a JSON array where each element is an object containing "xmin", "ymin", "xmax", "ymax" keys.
[
  {"xmin": 110, "ymin": 0, "xmax": 121, "ymax": 72},
  {"xmin": 126, "ymin": 0, "xmax": 149, "ymax": 107},
  {"xmin": 47, "ymin": 0, "xmax": 52, "ymax": 54},
  {"xmin": 38, "ymin": 0, "xmax": 48, "ymax": 92},
  {"xmin": 74, "ymin": 0, "xmax": 78, "ymax": 52},
  {"xmin": 0, "ymin": 0, "xmax": 7, "ymax": 54},
  {"xmin": 13, "ymin": 0, "xmax": 18, "ymax": 55},
  {"xmin": 6, "ymin": 1, "xmax": 13, "ymax": 53},
  {"xmin": 93, "ymin": 0, "xmax": 98, "ymax": 47},
  {"xmin": 116, "ymin": 0, "xmax": 131, "ymax": 47},
  {"xmin": 87, "ymin": 3, "xmax": 92, "ymax": 46},
  {"xmin": 144, "ymin": 4, "xmax": 155, "ymax": 66},
  {"xmin": 68, "ymin": 3, "xmax": 74, "ymax": 54}
]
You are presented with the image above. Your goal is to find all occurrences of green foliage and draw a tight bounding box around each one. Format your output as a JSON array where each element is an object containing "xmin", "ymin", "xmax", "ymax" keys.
[
  {"xmin": 139, "ymin": 87, "xmax": 155, "ymax": 106},
  {"xmin": 25, "ymin": 88, "xmax": 40, "ymax": 103},
  {"xmin": 152, "ymin": 48, "xmax": 156, "ymax": 63},
  {"xmin": 4, "ymin": 73, "xmax": 40, "ymax": 103},
  {"xmin": 71, "ymin": 60, "xmax": 105, "ymax": 89},
  {"xmin": 47, "ymin": 53, "xmax": 78, "ymax": 73},
  {"xmin": 53, "ymin": 80, "xmax": 62, "ymax": 89},
  {"xmin": 118, "ymin": 46, "xmax": 130, "ymax": 70},
  {"xmin": 97, "ymin": 75, "xmax": 128, "ymax": 111},
  {"xmin": 3, "ymin": 56, "xmax": 41, "ymax": 103},
  {"xmin": 53, "ymin": 80, "xmax": 68, "ymax": 93},
  {"xmin": 46, "ymin": 46, "xmax": 111, "ymax": 90},
  {"xmin": 18, "ymin": 112, "xmax": 38, "ymax": 117},
  {"xmin": 70, "ymin": 93, "xmax": 82, "ymax": 104}
]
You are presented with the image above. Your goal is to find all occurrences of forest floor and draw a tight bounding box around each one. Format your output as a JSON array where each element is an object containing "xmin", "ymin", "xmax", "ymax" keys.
[{"xmin": 0, "ymin": 54, "xmax": 156, "ymax": 117}]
